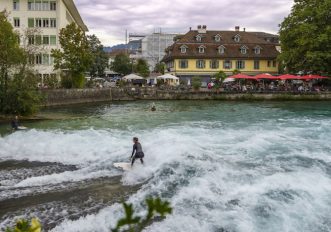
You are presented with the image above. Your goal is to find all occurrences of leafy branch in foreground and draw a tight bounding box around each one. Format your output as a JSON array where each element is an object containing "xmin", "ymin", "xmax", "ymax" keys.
[
  {"xmin": 5, "ymin": 218, "xmax": 41, "ymax": 232},
  {"xmin": 112, "ymin": 197, "xmax": 172, "ymax": 232}
]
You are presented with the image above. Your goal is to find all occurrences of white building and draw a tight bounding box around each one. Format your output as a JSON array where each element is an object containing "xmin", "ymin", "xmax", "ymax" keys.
[
  {"xmin": 0, "ymin": 0, "xmax": 88, "ymax": 83},
  {"xmin": 140, "ymin": 32, "xmax": 178, "ymax": 71}
]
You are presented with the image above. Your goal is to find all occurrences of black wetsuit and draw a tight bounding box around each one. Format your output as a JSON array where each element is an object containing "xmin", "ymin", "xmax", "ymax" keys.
[
  {"xmin": 131, "ymin": 142, "xmax": 144, "ymax": 165},
  {"xmin": 11, "ymin": 119, "xmax": 19, "ymax": 130}
]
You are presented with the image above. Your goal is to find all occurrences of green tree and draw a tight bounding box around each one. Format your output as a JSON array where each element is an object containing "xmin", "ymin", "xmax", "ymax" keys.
[
  {"xmin": 111, "ymin": 53, "xmax": 132, "ymax": 75},
  {"xmin": 112, "ymin": 197, "xmax": 172, "ymax": 232},
  {"xmin": 192, "ymin": 76, "xmax": 201, "ymax": 90},
  {"xmin": 154, "ymin": 62, "xmax": 165, "ymax": 74},
  {"xmin": 51, "ymin": 23, "xmax": 92, "ymax": 88},
  {"xmin": 279, "ymin": 0, "xmax": 331, "ymax": 75},
  {"xmin": 232, "ymin": 69, "xmax": 241, "ymax": 75},
  {"xmin": 134, "ymin": 59, "xmax": 150, "ymax": 77},
  {"xmin": 0, "ymin": 12, "xmax": 42, "ymax": 116},
  {"xmin": 87, "ymin": 34, "xmax": 109, "ymax": 77}
]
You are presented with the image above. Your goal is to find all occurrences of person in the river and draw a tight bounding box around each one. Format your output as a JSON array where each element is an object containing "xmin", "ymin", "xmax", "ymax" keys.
[
  {"xmin": 130, "ymin": 137, "xmax": 144, "ymax": 166},
  {"xmin": 151, "ymin": 102, "xmax": 156, "ymax": 112},
  {"xmin": 11, "ymin": 115, "xmax": 20, "ymax": 131}
]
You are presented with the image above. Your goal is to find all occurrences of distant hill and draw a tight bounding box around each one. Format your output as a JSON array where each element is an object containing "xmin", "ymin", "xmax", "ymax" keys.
[{"xmin": 103, "ymin": 44, "xmax": 127, "ymax": 52}]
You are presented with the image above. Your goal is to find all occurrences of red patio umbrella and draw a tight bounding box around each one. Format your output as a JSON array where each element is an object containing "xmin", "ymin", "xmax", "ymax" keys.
[
  {"xmin": 255, "ymin": 73, "xmax": 279, "ymax": 80},
  {"xmin": 301, "ymin": 74, "xmax": 329, "ymax": 80},
  {"xmin": 229, "ymin": 74, "xmax": 258, "ymax": 80},
  {"xmin": 278, "ymin": 74, "xmax": 300, "ymax": 80}
]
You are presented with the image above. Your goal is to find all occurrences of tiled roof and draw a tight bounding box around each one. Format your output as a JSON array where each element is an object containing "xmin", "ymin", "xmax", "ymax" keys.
[{"xmin": 163, "ymin": 30, "xmax": 280, "ymax": 61}]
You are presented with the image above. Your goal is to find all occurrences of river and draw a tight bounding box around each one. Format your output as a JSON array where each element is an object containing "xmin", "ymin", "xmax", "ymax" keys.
[{"xmin": 1, "ymin": 101, "xmax": 331, "ymax": 232}]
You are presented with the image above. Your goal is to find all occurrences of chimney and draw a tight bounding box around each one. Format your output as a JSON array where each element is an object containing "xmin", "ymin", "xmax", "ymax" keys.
[
  {"xmin": 189, "ymin": 27, "xmax": 192, "ymax": 31},
  {"xmin": 198, "ymin": 25, "xmax": 207, "ymax": 34},
  {"xmin": 243, "ymin": 28, "xmax": 246, "ymax": 32},
  {"xmin": 235, "ymin": 26, "xmax": 240, "ymax": 32}
]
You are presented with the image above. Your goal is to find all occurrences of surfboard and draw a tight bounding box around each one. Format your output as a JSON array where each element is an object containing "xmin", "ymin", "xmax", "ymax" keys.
[
  {"xmin": 113, "ymin": 162, "xmax": 132, "ymax": 171},
  {"xmin": 17, "ymin": 126, "xmax": 28, "ymax": 130}
]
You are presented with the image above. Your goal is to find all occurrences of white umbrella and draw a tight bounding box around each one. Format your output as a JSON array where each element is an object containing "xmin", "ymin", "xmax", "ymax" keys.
[
  {"xmin": 223, "ymin": 78, "xmax": 236, "ymax": 83},
  {"xmin": 123, "ymin": 74, "xmax": 144, "ymax": 81},
  {"xmin": 157, "ymin": 74, "xmax": 179, "ymax": 85}
]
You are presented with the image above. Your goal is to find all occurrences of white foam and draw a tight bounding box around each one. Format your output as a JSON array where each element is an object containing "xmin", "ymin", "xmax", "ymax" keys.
[{"xmin": 1, "ymin": 115, "xmax": 331, "ymax": 232}]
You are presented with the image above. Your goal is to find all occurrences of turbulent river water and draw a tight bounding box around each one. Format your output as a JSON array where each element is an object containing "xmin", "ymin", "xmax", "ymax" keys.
[{"xmin": 1, "ymin": 101, "xmax": 331, "ymax": 232}]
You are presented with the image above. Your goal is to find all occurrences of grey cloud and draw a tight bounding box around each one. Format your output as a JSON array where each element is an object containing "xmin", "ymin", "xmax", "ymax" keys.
[{"xmin": 74, "ymin": 0, "xmax": 294, "ymax": 46}]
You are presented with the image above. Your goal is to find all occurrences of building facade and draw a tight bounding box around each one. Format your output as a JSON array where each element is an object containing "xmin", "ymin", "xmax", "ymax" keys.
[
  {"xmin": 162, "ymin": 26, "xmax": 280, "ymax": 82},
  {"xmin": 0, "ymin": 0, "xmax": 87, "ymax": 83}
]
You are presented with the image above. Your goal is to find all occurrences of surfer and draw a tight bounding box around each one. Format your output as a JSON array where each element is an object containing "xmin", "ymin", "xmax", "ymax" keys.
[
  {"xmin": 151, "ymin": 102, "xmax": 156, "ymax": 111},
  {"xmin": 130, "ymin": 137, "xmax": 144, "ymax": 166},
  {"xmin": 11, "ymin": 115, "xmax": 20, "ymax": 131}
]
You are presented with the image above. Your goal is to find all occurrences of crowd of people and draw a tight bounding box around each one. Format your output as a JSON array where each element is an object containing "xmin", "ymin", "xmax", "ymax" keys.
[{"xmin": 220, "ymin": 80, "xmax": 329, "ymax": 93}]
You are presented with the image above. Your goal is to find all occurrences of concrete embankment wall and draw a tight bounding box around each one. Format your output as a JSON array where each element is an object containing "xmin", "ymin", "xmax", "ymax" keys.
[{"xmin": 41, "ymin": 88, "xmax": 331, "ymax": 106}]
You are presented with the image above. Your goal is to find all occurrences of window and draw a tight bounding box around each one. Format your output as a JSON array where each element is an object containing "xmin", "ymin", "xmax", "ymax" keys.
[
  {"xmin": 42, "ymin": 54, "xmax": 49, "ymax": 65},
  {"xmin": 43, "ymin": 18, "xmax": 49, "ymax": 27},
  {"xmin": 35, "ymin": 18, "xmax": 42, "ymax": 27},
  {"xmin": 254, "ymin": 46, "xmax": 261, "ymax": 54},
  {"xmin": 35, "ymin": 1, "xmax": 42, "ymax": 11},
  {"xmin": 43, "ymin": 35, "xmax": 49, "ymax": 45},
  {"xmin": 29, "ymin": 55, "xmax": 35, "ymax": 64},
  {"xmin": 50, "ymin": 1, "xmax": 56, "ymax": 10},
  {"xmin": 223, "ymin": 60, "xmax": 232, "ymax": 69},
  {"xmin": 196, "ymin": 35, "xmax": 202, "ymax": 42},
  {"xmin": 218, "ymin": 45, "xmax": 225, "ymax": 54},
  {"xmin": 14, "ymin": 18, "xmax": 20, "ymax": 27},
  {"xmin": 273, "ymin": 60, "xmax": 277, "ymax": 67},
  {"xmin": 35, "ymin": 35, "xmax": 42, "ymax": 45},
  {"xmin": 240, "ymin": 46, "xmax": 248, "ymax": 54},
  {"xmin": 28, "ymin": 18, "xmax": 34, "ymax": 27},
  {"xmin": 36, "ymin": 54, "xmax": 42, "ymax": 64},
  {"xmin": 198, "ymin": 46, "xmax": 205, "ymax": 54},
  {"xmin": 50, "ymin": 35, "xmax": 56, "ymax": 45},
  {"xmin": 50, "ymin": 18, "xmax": 56, "ymax": 28},
  {"xmin": 28, "ymin": 0, "xmax": 34, "ymax": 10},
  {"xmin": 236, "ymin": 60, "xmax": 245, "ymax": 69},
  {"xmin": 210, "ymin": 60, "xmax": 219, "ymax": 69},
  {"xmin": 13, "ymin": 0, "xmax": 20, "ymax": 10},
  {"xmin": 234, "ymin": 34, "xmax": 240, "ymax": 42},
  {"xmin": 267, "ymin": 60, "xmax": 272, "ymax": 67},
  {"xmin": 215, "ymin": 35, "xmax": 221, "ymax": 42},
  {"xmin": 196, "ymin": 60, "xmax": 205, "ymax": 69},
  {"xmin": 254, "ymin": 60, "xmax": 260, "ymax": 70},
  {"xmin": 50, "ymin": 55, "xmax": 54, "ymax": 65},
  {"xmin": 28, "ymin": 35, "xmax": 35, "ymax": 45},
  {"xmin": 179, "ymin": 60, "xmax": 188, "ymax": 69},
  {"xmin": 180, "ymin": 45, "xmax": 187, "ymax": 53},
  {"xmin": 42, "ymin": 1, "xmax": 49, "ymax": 10}
]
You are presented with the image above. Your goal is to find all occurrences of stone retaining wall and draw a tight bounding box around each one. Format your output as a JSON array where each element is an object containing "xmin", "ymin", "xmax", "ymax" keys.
[{"xmin": 42, "ymin": 88, "xmax": 331, "ymax": 106}]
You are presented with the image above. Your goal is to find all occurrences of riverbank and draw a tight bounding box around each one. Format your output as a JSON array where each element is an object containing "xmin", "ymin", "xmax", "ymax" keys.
[{"xmin": 41, "ymin": 88, "xmax": 331, "ymax": 107}]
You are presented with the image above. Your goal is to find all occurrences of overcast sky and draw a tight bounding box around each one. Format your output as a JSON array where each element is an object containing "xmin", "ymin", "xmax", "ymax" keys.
[{"xmin": 75, "ymin": 0, "xmax": 294, "ymax": 47}]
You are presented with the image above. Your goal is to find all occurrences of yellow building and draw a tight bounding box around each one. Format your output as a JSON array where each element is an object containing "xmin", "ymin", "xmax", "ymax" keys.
[{"xmin": 162, "ymin": 25, "xmax": 280, "ymax": 83}]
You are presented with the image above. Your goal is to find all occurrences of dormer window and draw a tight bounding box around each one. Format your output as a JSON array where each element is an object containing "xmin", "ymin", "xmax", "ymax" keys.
[
  {"xmin": 198, "ymin": 45, "xmax": 206, "ymax": 53},
  {"xmin": 240, "ymin": 45, "xmax": 248, "ymax": 54},
  {"xmin": 254, "ymin": 46, "xmax": 261, "ymax": 54},
  {"xmin": 214, "ymin": 34, "xmax": 221, "ymax": 42},
  {"xmin": 234, "ymin": 34, "xmax": 241, "ymax": 42},
  {"xmin": 196, "ymin": 35, "xmax": 202, "ymax": 42},
  {"xmin": 180, "ymin": 45, "xmax": 188, "ymax": 54},
  {"xmin": 218, "ymin": 45, "xmax": 225, "ymax": 54}
]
